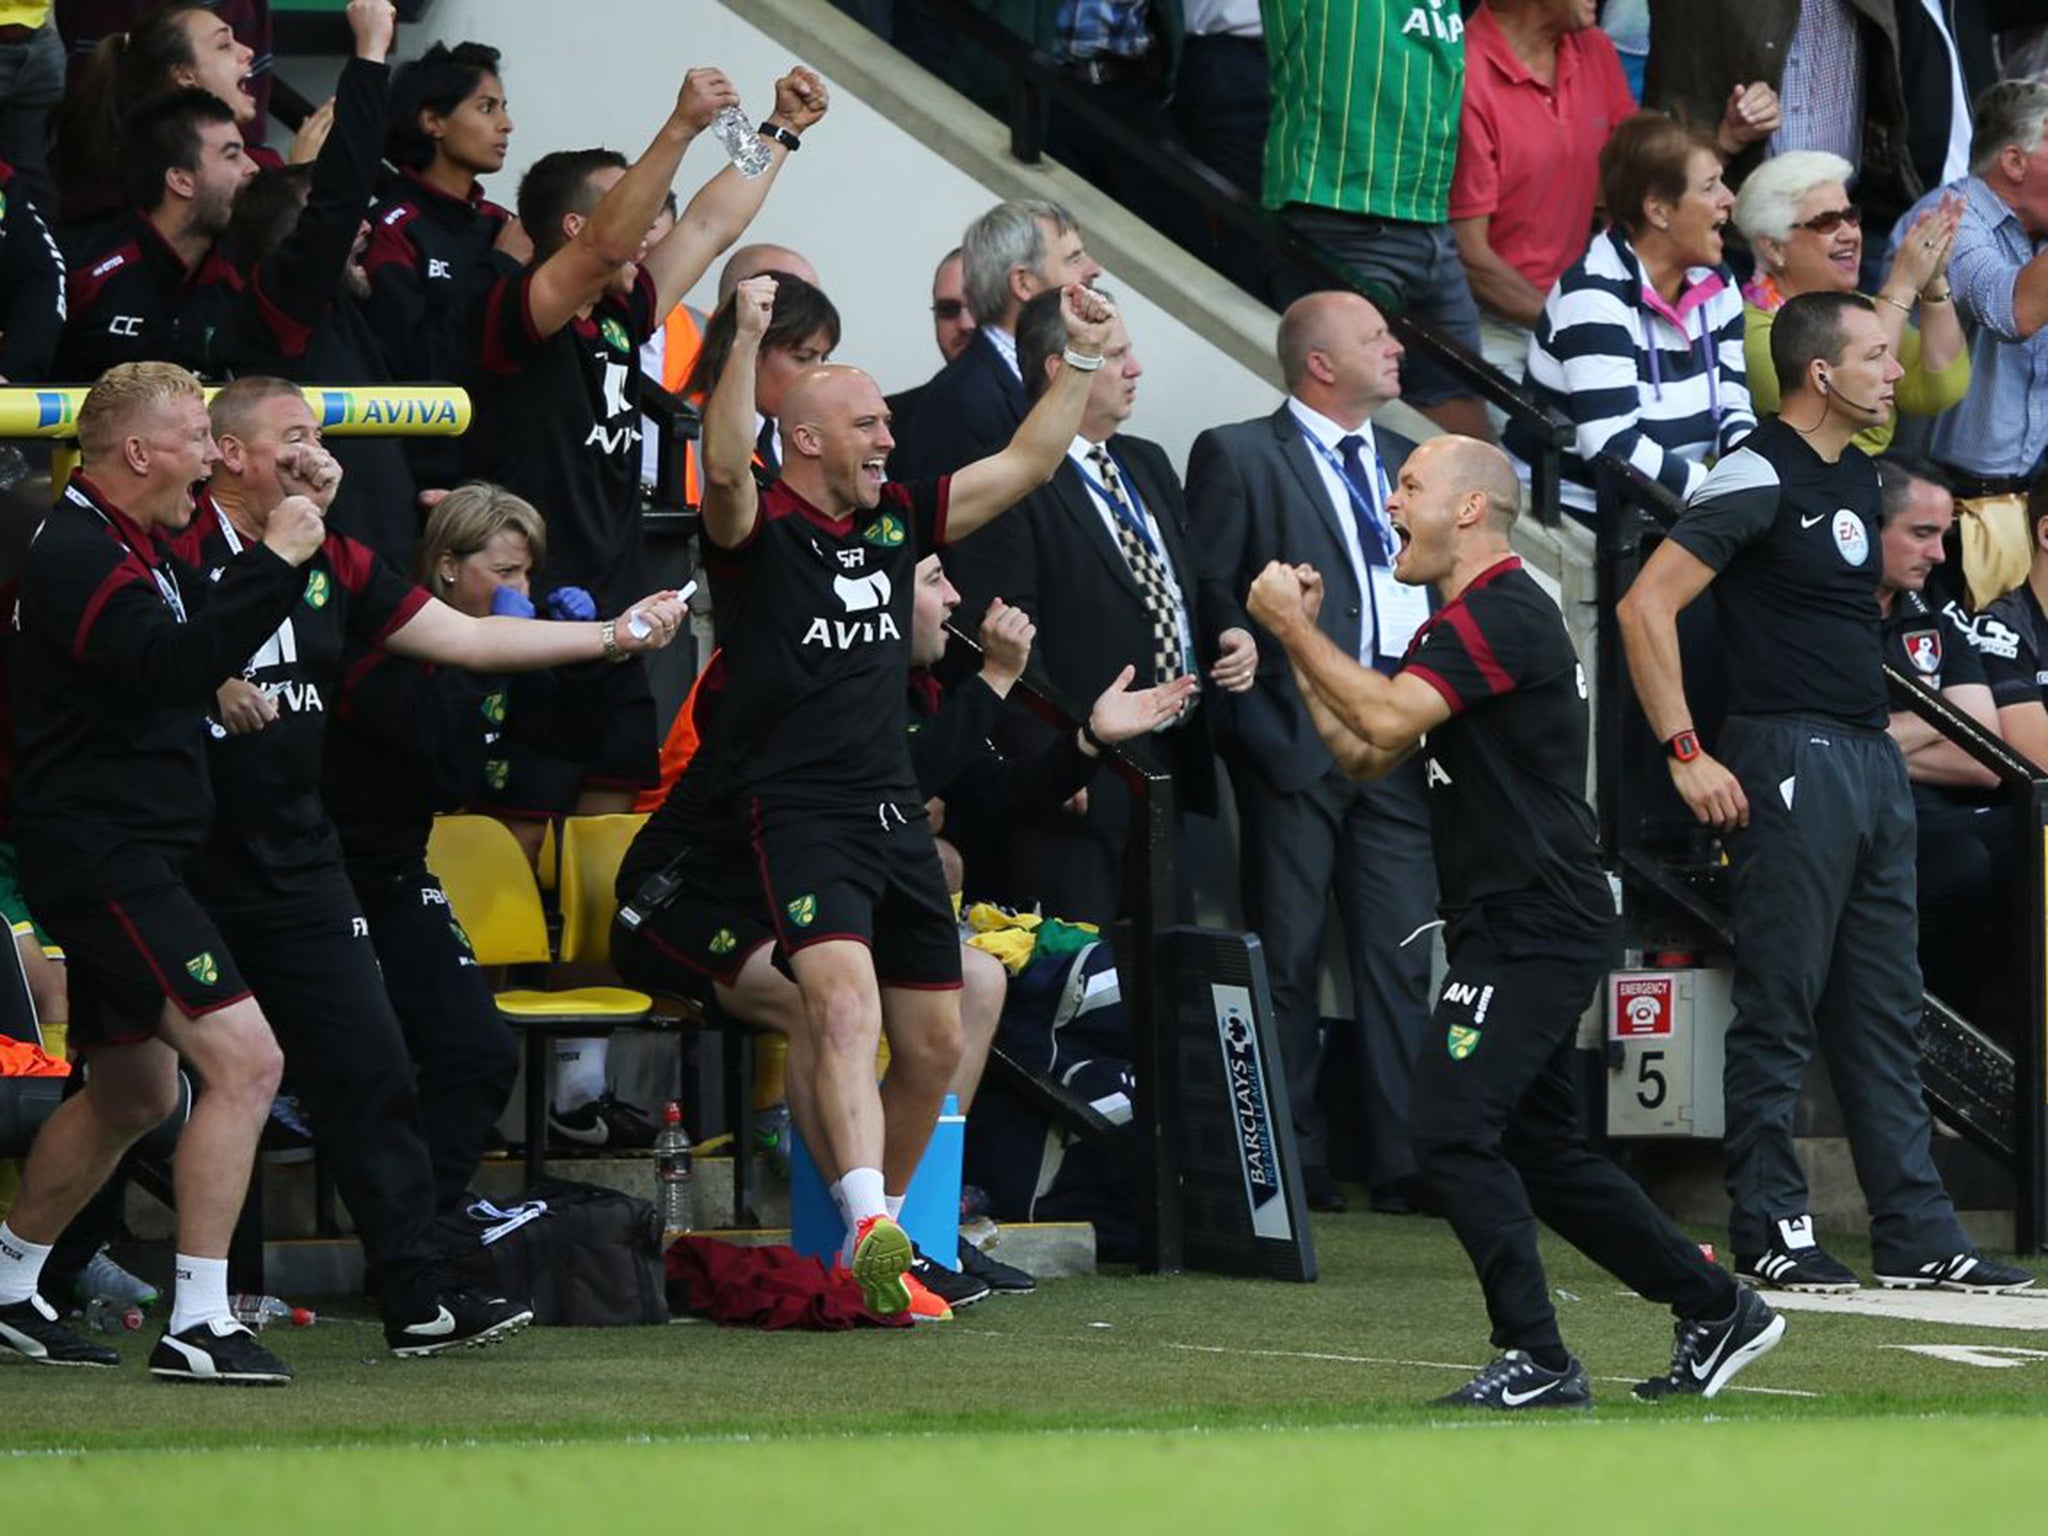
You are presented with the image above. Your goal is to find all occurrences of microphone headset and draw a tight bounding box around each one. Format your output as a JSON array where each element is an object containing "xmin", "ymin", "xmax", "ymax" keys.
[{"xmin": 1818, "ymin": 367, "xmax": 1880, "ymax": 415}]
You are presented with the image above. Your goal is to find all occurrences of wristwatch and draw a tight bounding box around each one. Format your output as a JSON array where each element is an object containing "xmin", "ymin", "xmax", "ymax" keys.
[{"xmin": 1666, "ymin": 729, "xmax": 1702, "ymax": 764}]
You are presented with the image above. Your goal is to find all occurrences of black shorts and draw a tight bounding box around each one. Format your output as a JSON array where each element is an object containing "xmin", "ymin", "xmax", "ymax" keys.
[
  {"xmin": 42, "ymin": 879, "xmax": 251, "ymax": 1049},
  {"xmin": 612, "ymin": 841, "xmax": 777, "ymax": 1007},
  {"xmin": 746, "ymin": 799, "xmax": 962, "ymax": 990},
  {"xmin": 477, "ymin": 659, "xmax": 659, "ymax": 819}
]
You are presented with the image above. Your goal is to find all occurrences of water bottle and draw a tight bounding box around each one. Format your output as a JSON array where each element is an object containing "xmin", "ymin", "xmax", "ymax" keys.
[
  {"xmin": 709, "ymin": 105, "xmax": 772, "ymax": 180},
  {"xmin": 654, "ymin": 1100, "xmax": 695, "ymax": 1242},
  {"xmin": 230, "ymin": 1293, "xmax": 316, "ymax": 1330},
  {"xmin": 84, "ymin": 1296, "xmax": 144, "ymax": 1334},
  {"xmin": 753, "ymin": 1100, "xmax": 792, "ymax": 1180}
]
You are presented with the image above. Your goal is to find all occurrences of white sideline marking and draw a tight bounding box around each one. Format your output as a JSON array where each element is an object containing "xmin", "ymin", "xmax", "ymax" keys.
[
  {"xmin": 1883, "ymin": 1345, "xmax": 2048, "ymax": 1369},
  {"xmin": 1159, "ymin": 1342, "xmax": 1818, "ymax": 1398},
  {"xmin": 1751, "ymin": 1288, "xmax": 2048, "ymax": 1331}
]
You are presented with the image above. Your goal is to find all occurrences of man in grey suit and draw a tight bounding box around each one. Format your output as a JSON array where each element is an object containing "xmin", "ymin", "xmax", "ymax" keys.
[{"xmin": 1189, "ymin": 291, "xmax": 1438, "ymax": 1214}]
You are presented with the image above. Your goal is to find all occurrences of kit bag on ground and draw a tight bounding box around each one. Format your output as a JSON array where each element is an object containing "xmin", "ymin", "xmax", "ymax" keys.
[{"xmin": 434, "ymin": 1176, "xmax": 669, "ymax": 1326}]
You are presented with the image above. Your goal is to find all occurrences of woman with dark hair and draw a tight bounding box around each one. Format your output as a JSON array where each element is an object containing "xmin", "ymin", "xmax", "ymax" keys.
[
  {"xmin": 681, "ymin": 270, "xmax": 841, "ymax": 474},
  {"xmin": 1522, "ymin": 111, "xmax": 1756, "ymax": 513},
  {"xmin": 46, "ymin": 1, "xmax": 313, "ymax": 230},
  {"xmin": 362, "ymin": 40, "xmax": 514, "ymax": 479}
]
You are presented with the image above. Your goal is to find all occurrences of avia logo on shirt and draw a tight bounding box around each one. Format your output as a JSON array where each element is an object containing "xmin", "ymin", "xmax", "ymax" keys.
[
  {"xmin": 303, "ymin": 571, "xmax": 330, "ymax": 609},
  {"xmin": 1424, "ymin": 756, "xmax": 1453, "ymax": 789},
  {"xmin": 583, "ymin": 361, "xmax": 640, "ymax": 453},
  {"xmin": 1400, "ymin": 0, "xmax": 1464, "ymax": 42},
  {"xmin": 803, "ymin": 570, "xmax": 901, "ymax": 649},
  {"xmin": 785, "ymin": 894, "xmax": 817, "ymax": 929},
  {"xmin": 185, "ymin": 952, "xmax": 220, "ymax": 985}
]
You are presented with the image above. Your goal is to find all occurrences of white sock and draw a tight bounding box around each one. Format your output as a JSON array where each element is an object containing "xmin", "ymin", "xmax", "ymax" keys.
[
  {"xmin": 552, "ymin": 1037, "xmax": 607, "ymax": 1112},
  {"xmin": 0, "ymin": 1222, "xmax": 51, "ymax": 1306},
  {"xmin": 840, "ymin": 1166, "xmax": 887, "ymax": 1237},
  {"xmin": 168, "ymin": 1254, "xmax": 231, "ymax": 1334},
  {"xmin": 885, "ymin": 1193, "xmax": 906, "ymax": 1223}
]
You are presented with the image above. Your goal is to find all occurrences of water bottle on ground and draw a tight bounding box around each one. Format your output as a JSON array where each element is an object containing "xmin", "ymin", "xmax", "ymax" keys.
[
  {"xmin": 709, "ymin": 105, "xmax": 772, "ymax": 179},
  {"xmin": 655, "ymin": 1100, "xmax": 695, "ymax": 1243},
  {"xmin": 83, "ymin": 1296, "xmax": 144, "ymax": 1333},
  {"xmin": 230, "ymin": 1293, "xmax": 316, "ymax": 1330}
]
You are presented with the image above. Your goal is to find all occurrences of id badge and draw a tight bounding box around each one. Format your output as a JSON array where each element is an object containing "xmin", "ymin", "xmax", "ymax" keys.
[{"xmin": 1372, "ymin": 566, "xmax": 1431, "ymax": 661}]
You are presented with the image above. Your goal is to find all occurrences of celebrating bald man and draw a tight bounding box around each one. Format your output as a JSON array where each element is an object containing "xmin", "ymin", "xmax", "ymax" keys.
[
  {"xmin": 689, "ymin": 273, "xmax": 1114, "ymax": 1316},
  {"xmin": 1248, "ymin": 435, "xmax": 1783, "ymax": 1411}
]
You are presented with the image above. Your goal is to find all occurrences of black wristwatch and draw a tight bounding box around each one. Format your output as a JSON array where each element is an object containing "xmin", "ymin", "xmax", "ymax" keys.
[{"xmin": 758, "ymin": 121, "xmax": 801, "ymax": 153}]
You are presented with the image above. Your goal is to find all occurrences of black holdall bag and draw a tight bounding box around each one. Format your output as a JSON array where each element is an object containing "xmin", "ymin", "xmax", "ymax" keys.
[{"xmin": 435, "ymin": 1177, "xmax": 670, "ymax": 1326}]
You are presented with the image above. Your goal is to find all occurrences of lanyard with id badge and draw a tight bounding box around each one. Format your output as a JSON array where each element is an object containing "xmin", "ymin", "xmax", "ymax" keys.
[{"xmin": 1296, "ymin": 425, "xmax": 1430, "ymax": 664}]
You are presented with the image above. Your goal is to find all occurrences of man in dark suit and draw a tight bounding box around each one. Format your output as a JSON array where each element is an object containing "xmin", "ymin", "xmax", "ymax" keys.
[
  {"xmin": 890, "ymin": 198, "xmax": 1102, "ymax": 480},
  {"xmin": 1188, "ymin": 290, "xmax": 1438, "ymax": 1215},
  {"xmin": 942, "ymin": 287, "xmax": 1256, "ymax": 926}
]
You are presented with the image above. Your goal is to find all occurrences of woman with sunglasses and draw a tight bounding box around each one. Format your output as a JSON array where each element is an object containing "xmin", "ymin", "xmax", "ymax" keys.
[{"xmin": 1733, "ymin": 151, "xmax": 1968, "ymax": 456}]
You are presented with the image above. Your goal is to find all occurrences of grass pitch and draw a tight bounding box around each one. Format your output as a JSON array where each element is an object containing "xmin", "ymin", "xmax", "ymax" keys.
[{"xmin": 6, "ymin": 1214, "xmax": 2047, "ymax": 1530}]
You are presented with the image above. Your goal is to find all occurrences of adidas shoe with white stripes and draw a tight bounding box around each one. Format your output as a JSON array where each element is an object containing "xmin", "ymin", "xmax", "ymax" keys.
[
  {"xmin": 1735, "ymin": 1216, "xmax": 1859, "ymax": 1293},
  {"xmin": 1873, "ymin": 1252, "xmax": 2035, "ymax": 1294}
]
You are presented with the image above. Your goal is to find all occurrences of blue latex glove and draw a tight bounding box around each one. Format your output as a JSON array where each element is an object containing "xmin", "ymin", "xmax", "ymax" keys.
[
  {"xmin": 546, "ymin": 585, "xmax": 598, "ymax": 622},
  {"xmin": 489, "ymin": 585, "xmax": 536, "ymax": 620}
]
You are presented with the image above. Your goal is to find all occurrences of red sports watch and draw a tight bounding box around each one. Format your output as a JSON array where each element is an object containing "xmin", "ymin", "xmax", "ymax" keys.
[{"xmin": 1666, "ymin": 729, "xmax": 1702, "ymax": 764}]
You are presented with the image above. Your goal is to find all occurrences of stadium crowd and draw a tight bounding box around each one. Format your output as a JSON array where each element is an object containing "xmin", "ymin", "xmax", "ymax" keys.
[{"xmin": 0, "ymin": 0, "xmax": 2040, "ymax": 1398}]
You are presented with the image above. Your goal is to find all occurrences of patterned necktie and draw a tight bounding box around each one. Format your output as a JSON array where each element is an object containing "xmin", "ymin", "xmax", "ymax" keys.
[
  {"xmin": 1336, "ymin": 434, "xmax": 1388, "ymax": 565},
  {"xmin": 1090, "ymin": 445, "xmax": 1187, "ymax": 693}
]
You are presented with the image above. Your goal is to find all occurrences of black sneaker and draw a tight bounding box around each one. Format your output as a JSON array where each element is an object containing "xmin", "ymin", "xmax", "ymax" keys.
[
  {"xmin": 546, "ymin": 1091, "xmax": 658, "ymax": 1150},
  {"xmin": 958, "ymin": 1237, "xmax": 1036, "ymax": 1294},
  {"xmin": 1873, "ymin": 1252, "xmax": 2037, "ymax": 1294},
  {"xmin": 1735, "ymin": 1217, "xmax": 1860, "ymax": 1293},
  {"xmin": 1432, "ymin": 1351, "xmax": 1591, "ymax": 1410},
  {"xmin": 385, "ymin": 1290, "xmax": 535, "ymax": 1357},
  {"xmin": 149, "ymin": 1319, "xmax": 293, "ymax": 1385},
  {"xmin": 1634, "ymin": 1287, "xmax": 1787, "ymax": 1401},
  {"xmin": 0, "ymin": 1293, "xmax": 120, "ymax": 1367},
  {"xmin": 907, "ymin": 1247, "xmax": 991, "ymax": 1310}
]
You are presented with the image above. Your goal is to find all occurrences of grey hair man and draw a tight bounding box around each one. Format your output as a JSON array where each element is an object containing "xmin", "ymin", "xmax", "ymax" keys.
[{"xmin": 892, "ymin": 198, "xmax": 1103, "ymax": 479}]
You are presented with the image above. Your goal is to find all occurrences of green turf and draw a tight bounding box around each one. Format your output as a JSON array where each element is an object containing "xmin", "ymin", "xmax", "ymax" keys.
[{"xmin": 7, "ymin": 1214, "xmax": 2047, "ymax": 1461}]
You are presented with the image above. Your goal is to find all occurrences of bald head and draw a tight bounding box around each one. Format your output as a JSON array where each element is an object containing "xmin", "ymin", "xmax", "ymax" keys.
[
  {"xmin": 780, "ymin": 362, "xmax": 880, "ymax": 431},
  {"xmin": 1277, "ymin": 290, "xmax": 1404, "ymax": 421},
  {"xmin": 718, "ymin": 242, "xmax": 819, "ymax": 302},
  {"xmin": 1419, "ymin": 435, "xmax": 1522, "ymax": 530}
]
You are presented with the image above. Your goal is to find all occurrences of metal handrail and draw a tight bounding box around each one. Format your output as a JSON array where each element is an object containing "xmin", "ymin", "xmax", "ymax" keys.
[
  {"xmin": 1592, "ymin": 448, "xmax": 2047, "ymax": 1252},
  {"xmin": 944, "ymin": 618, "xmax": 1182, "ymax": 1270},
  {"xmin": 915, "ymin": 0, "xmax": 1572, "ymax": 526}
]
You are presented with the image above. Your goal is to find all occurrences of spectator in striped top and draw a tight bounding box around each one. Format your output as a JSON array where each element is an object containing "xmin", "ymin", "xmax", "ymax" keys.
[
  {"xmin": 1732, "ymin": 150, "xmax": 1968, "ymax": 460},
  {"xmin": 1521, "ymin": 112, "xmax": 1755, "ymax": 515}
]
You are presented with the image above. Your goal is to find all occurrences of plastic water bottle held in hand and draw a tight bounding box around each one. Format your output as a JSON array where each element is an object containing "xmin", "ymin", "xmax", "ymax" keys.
[
  {"xmin": 709, "ymin": 105, "xmax": 772, "ymax": 179},
  {"xmin": 654, "ymin": 1100, "xmax": 695, "ymax": 1243},
  {"xmin": 230, "ymin": 1293, "xmax": 316, "ymax": 1330}
]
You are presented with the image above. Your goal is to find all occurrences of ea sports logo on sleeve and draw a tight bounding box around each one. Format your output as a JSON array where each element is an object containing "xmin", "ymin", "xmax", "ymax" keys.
[{"xmin": 1831, "ymin": 510, "xmax": 1868, "ymax": 567}]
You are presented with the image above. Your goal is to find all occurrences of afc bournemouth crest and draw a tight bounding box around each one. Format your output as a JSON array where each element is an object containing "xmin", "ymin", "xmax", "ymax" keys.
[{"xmin": 1903, "ymin": 629, "xmax": 1942, "ymax": 678}]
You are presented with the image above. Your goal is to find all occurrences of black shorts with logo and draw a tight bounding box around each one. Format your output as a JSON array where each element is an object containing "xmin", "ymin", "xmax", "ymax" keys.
[
  {"xmin": 611, "ymin": 839, "xmax": 777, "ymax": 1007},
  {"xmin": 746, "ymin": 798, "xmax": 962, "ymax": 991},
  {"xmin": 477, "ymin": 658, "xmax": 659, "ymax": 818},
  {"xmin": 42, "ymin": 863, "xmax": 252, "ymax": 1049}
]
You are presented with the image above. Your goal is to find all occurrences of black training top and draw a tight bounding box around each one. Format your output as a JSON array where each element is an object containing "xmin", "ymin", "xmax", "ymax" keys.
[
  {"xmin": 170, "ymin": 496, "xmax": 429, "ymax": 912},
  {"xmin": 1664, "ymin": 416, "xmax": 1887, "ymax": 729},
  {"xmin": 1400, "ymin": 555, "xmax": 1613, "ymax": 945},
  {"xmin": 55, "ymin": 212, "xmax": 243, "ymax": 382},
  {"xmin": 1881, "ymin": 586, "xmax": 1987, "ymax": 697},
  {"xmin": 459, "ymin": 257, "xmax": 658, "ymax": 613},
  {"xmin": 699, "ymin": 476, "xmax": 950, "ymax": 815},
  {"xmin": 1979, "ymin": 580, "xmax": 2048, "ymax": 717},
  {"xmin": 9, "ymin": 475, "xmax": 304, "ymax": 905}
]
